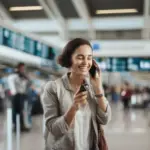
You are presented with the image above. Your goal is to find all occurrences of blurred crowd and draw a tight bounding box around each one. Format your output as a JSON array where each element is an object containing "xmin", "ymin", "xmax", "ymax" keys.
[
  {"xmin": 1, "ymin": 75, "xmax": 150, "ymax": 115},
  {"xmin": 0, "ymin": 67, "xmax": 150, "ymax": 133},
  {"xmin": 0, "ymin": 75, "xmax": 43, "ymax": 112},
  {"xmin": 0, "ymin": 63, "xmax": 45, "ymax": 133},
  {"xmin": 103, "ymin": 81, "xmax": 150, "ymax": 109}
]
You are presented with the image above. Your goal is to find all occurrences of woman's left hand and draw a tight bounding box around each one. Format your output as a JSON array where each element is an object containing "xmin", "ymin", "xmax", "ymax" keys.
[
  {"xmin": 90, "ymin": 60, "xmax": 108, "ymax": 113},
  {"xmin": 90, "ymin": 59, "xmax": 103, "ymax": 94}
]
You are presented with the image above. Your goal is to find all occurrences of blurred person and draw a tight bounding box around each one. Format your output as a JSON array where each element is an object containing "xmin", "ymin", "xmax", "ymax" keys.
[
  {"xmin": 142, "ymin": 87, "xmax": 150, "ymax": 108},
  {"xmin": 1, "ymin": 73, "xmax": 13, "ymax": 101},
  {"xmin": 26, "ymin": 83, "xmax": 36, "ymax": 123},
  {"xmin": 27, "ymin": 83, "xmax": 38, "ymax": 105},
  {"xmin": 28, "ymin": 83, "xmax": 43, "ymax": 115},
  {"xmin": 111, "ymin": 85, "xmax": 120, "ymax": 104},
  {"xmin": 134, "ymin": 87, "xmax": 143, "ymax": 108},
  {"xmin": 121, "ymin": 81, "xmax": 132, "ymax": 109},
  {"xmin": 0, "ymin": 83, "xmax": 5, "ymax": 112},
  {"xmin": 42, "ymin": 38, "xmax": 111, "ymax": 150},
  {"xmin": 8, "ymin": 62, "xmax": 30, "ymax": 132}
]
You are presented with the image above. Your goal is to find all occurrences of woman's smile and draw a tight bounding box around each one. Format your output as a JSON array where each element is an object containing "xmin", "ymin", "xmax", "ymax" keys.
[{"xmin": 78, "ymin": 66, "xmax": 89, "ymax": 72}]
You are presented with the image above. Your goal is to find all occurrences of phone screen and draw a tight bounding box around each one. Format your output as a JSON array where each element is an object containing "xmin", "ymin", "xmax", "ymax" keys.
[{"xmin": 78, "ymin": 84, "xmax": 87, "ymax": 93}]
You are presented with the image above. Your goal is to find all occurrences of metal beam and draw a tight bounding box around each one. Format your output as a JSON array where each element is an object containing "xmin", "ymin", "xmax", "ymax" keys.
[
  {"xmin": 0, "ymin": 2, "xmax": 12, "ymax": 22},
  {"xmin": 38, "ymin": 0, "xmax": 55, "ymax": 19},
  {"xmin": 46, "ymin": 0, "xmax": 68, "ymax": 40},
  {"xmin": 38, "ymin": 0, "xmax": 68, "ymax": 40},
  {"xmin": 46, "ymin": 0, "xmax": 64, "ymax": 24},
  {"xmin": 13, "ymin": 16, "xmax": 144, "ymax": 32},
  {"xmin": 71, "ymin": 0, "xmax": 96, "ymax": 39}
]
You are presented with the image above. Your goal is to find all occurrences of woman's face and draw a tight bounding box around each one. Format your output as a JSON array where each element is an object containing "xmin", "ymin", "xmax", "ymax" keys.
[{"xmin": 70, "ymin": 44, "xmax": 93, "ymax": 76}]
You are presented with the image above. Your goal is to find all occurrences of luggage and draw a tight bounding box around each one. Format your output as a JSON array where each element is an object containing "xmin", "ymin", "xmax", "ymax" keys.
[{"xmin": 31, "ymin": 95, "xmax": 43, "ymax": 115}]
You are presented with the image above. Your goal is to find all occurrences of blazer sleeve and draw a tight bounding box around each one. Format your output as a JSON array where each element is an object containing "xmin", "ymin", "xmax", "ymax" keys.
[
  {"xmin": 41, "ymin": 81, "xmax": 69, "ymax": 137},
  {"xmin": 89, "ymin": 83, "xmax": 111, "ymax": 125},
  {"xmin": 96, "ymin": 97, "xmax": 111, "ymax": 125}
]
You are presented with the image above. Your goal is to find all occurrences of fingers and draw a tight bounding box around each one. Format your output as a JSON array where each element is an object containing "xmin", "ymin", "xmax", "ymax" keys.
[
  {"xmin": 75, "ymin": 95, "xmax": 87, "ymax": 102},
  {"xmin": 74, "ymin": 91, "xmax": 88, "ymax": 106},
  {"xmin": 75, "ymin": 87, "xmax": 81, "ymax": 95},
  {"xmin": 74, "ymin": 98, "xmax": 87, "ymax": 106},
  {"xmin": 75, "ymin": 91, "xmax": 87, "ymax": 98}
]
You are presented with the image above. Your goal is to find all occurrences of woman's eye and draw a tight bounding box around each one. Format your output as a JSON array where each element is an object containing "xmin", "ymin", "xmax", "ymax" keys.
[
  {"xmin": 77, "ymin": 57, "xmax": 83, "ymax": 60},
  {"xmin": 88, "ymin": 57, "xmax": 92, "ymax": 60}
]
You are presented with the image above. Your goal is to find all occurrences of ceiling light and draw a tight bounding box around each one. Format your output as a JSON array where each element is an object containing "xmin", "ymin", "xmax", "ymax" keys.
[
  {"xmin": 96, "ymin": 9, "xmax": 138, "ymax": 15},
  {"xmin": 9, "ymin": 6, "xmax": 43, "ymax": 11}
]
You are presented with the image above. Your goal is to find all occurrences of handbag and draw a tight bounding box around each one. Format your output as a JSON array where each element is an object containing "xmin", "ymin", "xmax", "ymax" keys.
[
  {"xmin": 97, "ymin": 123, "xmax": 108, "ymax": 150},
  {"xmin": 88, "ymin": 80, "xmax": 108, "ymax": 150}
]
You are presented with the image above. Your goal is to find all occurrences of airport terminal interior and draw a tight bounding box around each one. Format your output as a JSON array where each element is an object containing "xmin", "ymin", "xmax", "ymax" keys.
[{"xmin": 0, "ymin": 0, "xmax": 150, "ymax": 150}]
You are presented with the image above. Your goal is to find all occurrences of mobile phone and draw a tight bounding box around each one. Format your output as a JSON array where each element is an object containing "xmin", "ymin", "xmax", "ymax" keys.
[
  {"xmin": 78, "ymin": 84, "xmax": 87, "ymax": 93},
  {"xmin": 89, "ymin": 63, "xmax": 97, "ymax": 78}
]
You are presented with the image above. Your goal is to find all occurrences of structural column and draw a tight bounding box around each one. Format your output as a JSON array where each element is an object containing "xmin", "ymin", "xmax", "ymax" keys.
[{"xmin": 142, "ymin": 0, "xmax": 150, "ymax": 39}]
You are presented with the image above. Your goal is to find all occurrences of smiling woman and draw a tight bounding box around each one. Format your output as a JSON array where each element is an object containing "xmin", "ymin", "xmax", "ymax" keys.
[
  {"xmin": 58, "ymin": 39, "xmax": 93, "ymax": 77},
  {"xmin": 42, "ymin": 38, "xmax": 111, "ymax": 150},
  {"xmin": 57, "ymin": 38, "xmax": 93, "ymax": 68}
]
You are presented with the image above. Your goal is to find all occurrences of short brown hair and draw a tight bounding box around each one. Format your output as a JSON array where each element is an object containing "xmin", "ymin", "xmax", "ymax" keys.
[{"xmin": 57, "ymin": 38, "xmax": 92, "ymax": 68}]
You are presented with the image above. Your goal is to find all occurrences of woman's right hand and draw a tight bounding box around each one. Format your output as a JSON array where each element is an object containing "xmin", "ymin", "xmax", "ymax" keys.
[
  {"xmin": 64, "ymin": 91, "xmax": 88, "ymax": 126},
  {"xmin": 72, "ymin": 91, "xmax": 88, "ymax": 110}
]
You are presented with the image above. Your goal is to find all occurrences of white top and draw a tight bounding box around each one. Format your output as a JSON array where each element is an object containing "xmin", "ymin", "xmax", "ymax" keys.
[
  {"xmin": 8, "ymin": 74, "xmax": 28, "ymax": 95},
  {"xmin": 74, "ymin": 103, "xmax": 92, "ymax": 150}
]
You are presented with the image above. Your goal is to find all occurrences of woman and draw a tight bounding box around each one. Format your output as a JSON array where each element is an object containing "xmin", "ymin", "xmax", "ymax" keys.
[
  {"xmin": 121, "ymin": 81, "xmax": 132, "ymax": 109},
  {"xmin": 42, "ymin": 38, "xmax": 111, "ymax": 150}
]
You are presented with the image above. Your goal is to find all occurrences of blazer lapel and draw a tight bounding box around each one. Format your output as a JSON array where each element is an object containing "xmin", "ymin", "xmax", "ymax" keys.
[{"xmin": 85, "ymin": 78, "xmax": 99, "ymax": 142}]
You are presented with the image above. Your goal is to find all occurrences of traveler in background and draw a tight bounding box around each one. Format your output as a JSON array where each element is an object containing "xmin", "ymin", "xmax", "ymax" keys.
[
  {"xmin": 8, "ymin": 62, "xmax": 30, "ymax": 132},
  {"xmin": 142, "ymin": 87, "xmax": 150, "ymax": 109},
  {"xmin": 121, "ymin": 81, "xmax": 132, "ymax": 109},
  {"xmin": 0, "ymin": 83, "xmax": 5, "ymax": 112},
  {"xmin": 111, "ymin": 85, "xmax": 120, "ymax": 104},
  {"xmin": 42, "ymin": 38, "xmax": 111, "ymax": 150}
]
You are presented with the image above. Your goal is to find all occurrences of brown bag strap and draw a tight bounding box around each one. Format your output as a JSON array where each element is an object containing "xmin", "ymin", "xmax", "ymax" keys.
[{"xmin": 96, "ymin": 110, "xmax": 108, "ymax": 150}]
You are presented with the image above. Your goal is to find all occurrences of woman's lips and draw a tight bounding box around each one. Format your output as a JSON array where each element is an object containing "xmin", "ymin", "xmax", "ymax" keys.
[{"xmin": 78, "ymin": 66, "xmax": 89, "ymax": 71}]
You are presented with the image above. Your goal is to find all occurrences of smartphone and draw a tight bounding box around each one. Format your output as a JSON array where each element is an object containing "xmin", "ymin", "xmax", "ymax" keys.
[
  {"xmin": 78, "ymin": 84, "xmax": 87, "ymax": 93},
  {"xmin": 89, "ymin": 63, "xmax": 97, "ymax": 78}
]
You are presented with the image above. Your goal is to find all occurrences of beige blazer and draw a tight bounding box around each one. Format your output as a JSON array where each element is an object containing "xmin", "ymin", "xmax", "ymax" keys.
[{"xmin": 42, "ymin": 73, "xmax": 111, "ymax": 150}]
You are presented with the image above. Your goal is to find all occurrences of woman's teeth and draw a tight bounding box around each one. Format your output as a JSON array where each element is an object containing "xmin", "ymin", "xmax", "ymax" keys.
[{"xmin": 79, "ymin": 66, "xmax": 88, "ymax": 70}]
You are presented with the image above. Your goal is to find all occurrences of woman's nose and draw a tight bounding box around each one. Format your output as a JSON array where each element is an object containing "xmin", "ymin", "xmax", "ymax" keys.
[{"xmin": 83, "ymin": 59, "xmax": 88, "ymax": 65}]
